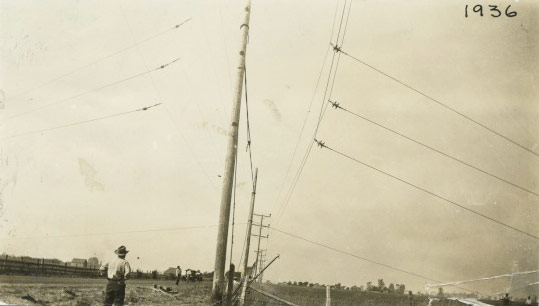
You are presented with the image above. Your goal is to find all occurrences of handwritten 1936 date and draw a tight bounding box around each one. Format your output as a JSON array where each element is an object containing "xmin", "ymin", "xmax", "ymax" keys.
[{"xmin": 465, "ymin": 4, "xmax": 517, "ymax": 18}]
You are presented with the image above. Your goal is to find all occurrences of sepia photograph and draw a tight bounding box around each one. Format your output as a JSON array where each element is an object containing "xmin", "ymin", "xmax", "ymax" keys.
[{"xmin": 0, "ymin": 0, "xmax": 537, "ymax": 305}]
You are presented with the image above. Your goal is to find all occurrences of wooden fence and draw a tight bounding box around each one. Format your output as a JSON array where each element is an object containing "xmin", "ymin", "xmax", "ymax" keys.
[
  {"xmin": 0, "ymin": 256, "xmax": 99, "ymax": 277},
  {"xmin": 0, "ymin": 256, "xmax": 160, "ymax": 279}
]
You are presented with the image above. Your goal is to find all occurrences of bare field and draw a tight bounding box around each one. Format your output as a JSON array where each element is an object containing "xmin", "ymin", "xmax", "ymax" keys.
[
  {"xmin": 0, "ymin": 276, "xmax": 212, "ymax": 305},
  {"xmin": 0, "ymin": 276, "xmax": 497, "ymax": 306},
  {"xmin": 248, "ymin": 284, "xmax": 434, "ymax": 306}
]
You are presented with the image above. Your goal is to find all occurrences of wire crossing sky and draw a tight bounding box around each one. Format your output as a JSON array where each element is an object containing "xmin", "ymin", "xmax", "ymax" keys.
[
  {"xmin": 314, "ymin": 139, "xmax": 539, "ymax": 241},
  {"xmin": 1, "ymin": 0, "xmax": 537, "ymax": 296},
  {"xmin": 3, "ymin": 57, "xmax": 180, "ymax": 122},
  {"xmin": 273, "ymin": 0, "xmax": 353, "ymax": 224},
  {"xmin": 6, "ymin": 18, "xmax": 191, "ymax": 102},
  {"xmin": 425, "ymin": 270, "xmax": 539, "ymax": 289},
  {"xmin": 335, "ymin": 47, "xmax": 539, "ymax": 157},
  {"xmin": 2, "ymin": 103, "xmax": 162, "ymax": 140},
  {"xmin": 327, "ymin": 100, "xmax": 539, "ymax": 198},
  {"xmin": 271, "ymin": 227, "xmax": 487, "ymax": 296}
]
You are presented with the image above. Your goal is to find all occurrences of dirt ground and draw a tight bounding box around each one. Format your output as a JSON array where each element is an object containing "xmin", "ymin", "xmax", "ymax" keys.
[{"xmin": 0, "ymin": 275, "xmax": 212, "ymax": 305}]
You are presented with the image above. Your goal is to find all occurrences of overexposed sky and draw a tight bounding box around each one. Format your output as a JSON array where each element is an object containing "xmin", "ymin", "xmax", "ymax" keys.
[{"xmin": 1, "ymin": 0, "xmax": 538, "ymax": 296}]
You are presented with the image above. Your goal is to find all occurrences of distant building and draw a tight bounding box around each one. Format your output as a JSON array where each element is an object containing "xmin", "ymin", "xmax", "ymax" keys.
[
  {"xmin": 87, "ymin": 257, "xmax": 99, "ymax": 269},
  {"xmin": 163, "ymin": 267, "xmax": 177, "ymax": 276},
  {"xmin": 69, "ymin": 258, "xmax": 87, "ymax": 268}
]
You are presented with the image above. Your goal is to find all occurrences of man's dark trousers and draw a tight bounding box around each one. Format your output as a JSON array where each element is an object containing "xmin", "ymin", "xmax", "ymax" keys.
[{"xmin": 104, "ymin": 279, "xmax": 126, "ymax": 306}]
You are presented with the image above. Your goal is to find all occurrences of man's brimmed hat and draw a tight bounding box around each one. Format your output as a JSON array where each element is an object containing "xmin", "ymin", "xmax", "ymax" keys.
[{"xmin": 114, "ymin": 245, "xmax": 129, "ymax": 255}]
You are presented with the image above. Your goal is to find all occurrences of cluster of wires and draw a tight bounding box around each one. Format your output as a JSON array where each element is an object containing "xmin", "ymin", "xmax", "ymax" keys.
[{"xmin": 267, "ymin": 0, "xmax": 537, "ymax": 297}]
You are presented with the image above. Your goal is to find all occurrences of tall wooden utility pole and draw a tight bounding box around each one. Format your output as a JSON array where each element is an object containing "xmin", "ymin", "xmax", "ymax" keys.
[
  {"xmin": 258, "ymin": 251, "xmax": 267, "ymax": 283},
  {"xmin": 255, "ymin": 214, "xmax": 264, "ymax": 275},
  {"xmin": 252, "ymin": 213, "xmax": 270, "ymax": 280},
  {"xmin": 211, "ymin": 0, "xmax": 252, "ymax": 302},
  {"xmin": 238, "ymin": 168, "xmax": 258, "ymax": 306}
]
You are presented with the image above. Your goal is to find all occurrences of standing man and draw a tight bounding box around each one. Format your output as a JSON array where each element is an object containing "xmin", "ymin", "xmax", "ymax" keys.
[
  {"xmin": 501, "ymin": 293, "xmax": 510, "ymax": 306},
  {"xmin": 175, "ymin": 266, "xmax": 182, "ymax": 286},
  {"xmin": 100, "ymin": 246, "xmax": 131, "ymax": 306}
]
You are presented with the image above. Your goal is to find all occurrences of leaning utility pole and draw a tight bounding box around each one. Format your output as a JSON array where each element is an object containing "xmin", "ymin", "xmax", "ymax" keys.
[
  {"xmin": 238, "ymin": 168, "xmax": 258, "ymax": 306},
  {"xmin": 211, "ymin": 0, "xmax": 252, "ymax": 302},
  {"xmin": 240, "ymin": 168, "xmax": 258, "ymax": 278}
]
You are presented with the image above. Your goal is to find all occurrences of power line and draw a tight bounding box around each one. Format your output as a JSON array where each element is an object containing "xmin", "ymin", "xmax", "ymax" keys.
[
  {"xmin": 324, "ymin": 0, "xmax": 352, "ymax": 115},
  {"xmin": 333, "ymin": 0, "xmax": 348, "ymax": 48},
  {"xmin": 313, "ymin": 47, "xmax": 337, "ymax": 136},
  {"xmin": 3, "ymin": 57, "xmax": 181, "ymax": 122},
  {"xmin": 319, "ymin": 0, "xmax": 351, "ymax": 121},
  {"xmin": 317, "ymin": 0, "xmax": 351, "ymax": 127},
  {"xmin": 322, "ymin": 50, "xmax": 341, "ymax": 121},
  {"xmin": 314, "ymin": 139, "xmax": 539, "ymax": 241},
  {"xmin": 7, "ymin": 18, "xmax": 191, "ymax": 102},
  {"xmin": 237, "ymin": 226, "xmax": 248, "ymax": 272},
  {"xmin": 2, "ymin": 103, "xmax": 162, "ymax": 140},
  {"xmin": 334, "ymin": 47, "xmax": 539, "ymax": 157},
  {"xmin": 340, "ymin": 0, "xmax": 353, "ymax": 49},
  {"xmin": 491, "ymin": 281, "xmax": 539, "ymax": 296},
  {"xmin": 113, "ymin": 5, "xmax": 218, "ymax": 192},
  {"xmin": 275, "ymin": 72, "xmax": 332, "ymax": 222},
  {"xmin": 275, "ymin": 139, "xmax": 316, "ymax": 223},
  {"xmin": 271, "ymin": 46, "xmax": 331, "ymax": 217},
  {"xmin": 271, "ymin": 227, "xmax": 487, "ymax": 296},
  {"xmin": 328, "ymin": 100, "xmax": 539, "ymax": 198},
  {"xmin": 313, "ymin": 0, "xmax": 348, "ymax": 138},
  {"xmin": 276, "ymin": 53, "xmax": 334, "ymax": 220},
  {"xmin": 244, "ymin": 66, "xmax": 255, "ymax": 186},
  {"xmin": 272, "ymin": 0, "xmax": 341, "ymax": 216},
  {"xmin": 275, "ymin": 0, "xmax": 350, "ymax": 224},
  {"xmin": 426, "ymin": 270, "xmax": 539, "ymax": 289}
]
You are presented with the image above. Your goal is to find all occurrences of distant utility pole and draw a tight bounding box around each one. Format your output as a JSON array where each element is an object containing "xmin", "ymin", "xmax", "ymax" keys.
[
  {"xmin": 326, "ymin": 285, "xmax": 331, "ymax": 306},
  {"xmin": 211, "ymin": 0, "xmax": 252, "ymax": 302},
  {"xmin": 252, "ymin": 213, "xmax": 270, "ymax": 283},
  {"xmin": 257, "ymin": 251, "xmax": 267, "ymax": 283}
]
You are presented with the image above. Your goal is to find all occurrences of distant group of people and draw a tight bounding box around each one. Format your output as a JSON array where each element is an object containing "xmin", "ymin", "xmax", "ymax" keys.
[
  {"xmin": 175, "ymin": 266, "xmax": 203, "ymax": 284},
  {"xmin": 525, "ymin": 295, "xmax": 538, "ymax": 305},
  {"xmin": 501, "ymin": 293, "xmax": 538, "ymax": 306}
]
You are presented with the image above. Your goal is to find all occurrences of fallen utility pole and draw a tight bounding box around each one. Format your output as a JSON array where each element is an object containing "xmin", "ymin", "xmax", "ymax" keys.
[
  {"xmin": 211, "ymin": 0, "xmax": 252, "ymax": 302},
  {"xmin": 240, "ymin": 254, "xmax": 281, "ymax": 305},
  {"xmin": 249, "ymin": 254, "xmax": 280, "ymax": 284},
  {"xmin": 248, "ymin": 287, "xmax": 298, "ymax": 306}
]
